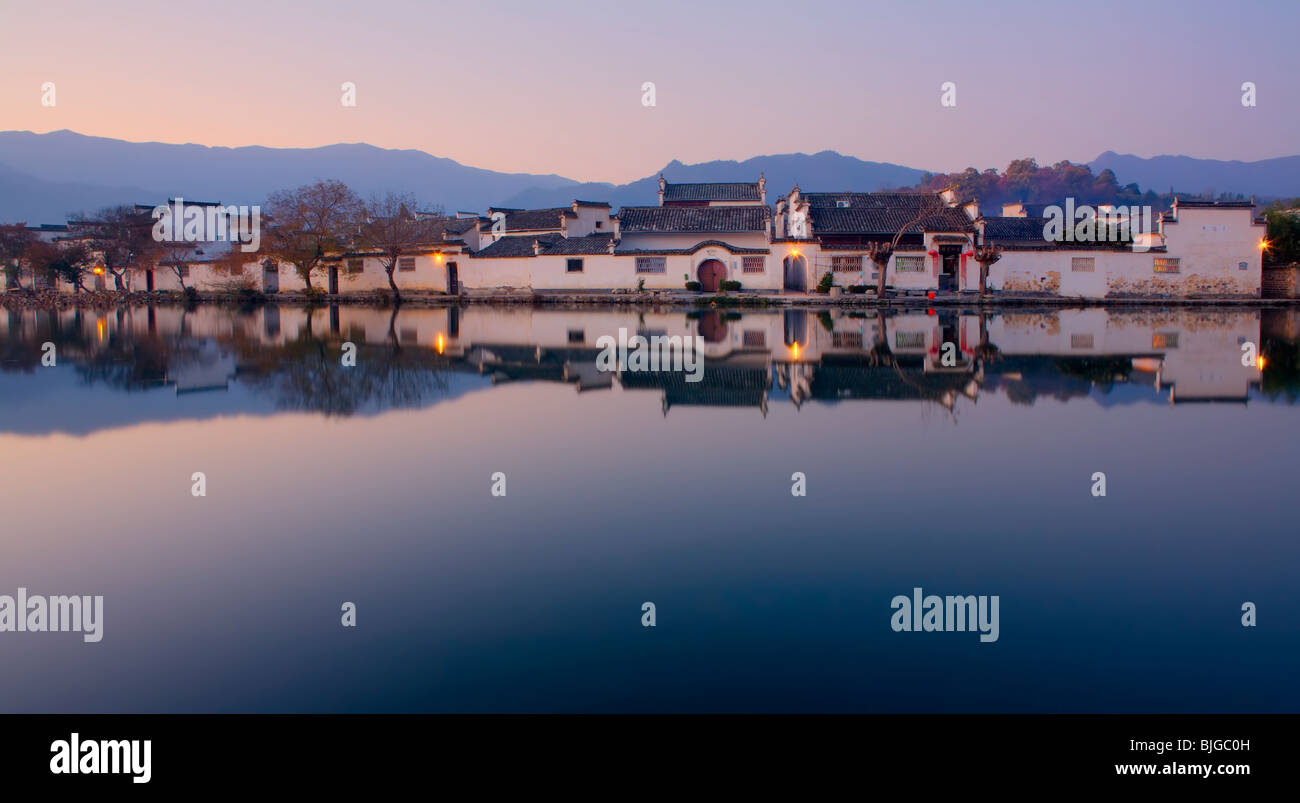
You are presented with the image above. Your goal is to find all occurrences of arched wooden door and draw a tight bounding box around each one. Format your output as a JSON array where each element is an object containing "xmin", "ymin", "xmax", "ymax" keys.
[
  {"xmin": 783, "ymin": 255, "xmax": 807, "ymax": 292},
  {"xmin": 697, "ymin": 259, "xmax": 725, "ymax": 292}
]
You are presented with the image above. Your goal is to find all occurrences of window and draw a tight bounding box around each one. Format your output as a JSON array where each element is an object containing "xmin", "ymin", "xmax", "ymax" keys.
[
  {"xmin": 398, "ymin": 256, "xmax": 416, "ymax": 272},
  {"xmin": 1071, "ymin": 334, "xmax": 1094, "ymax": 348},
  {"xmin": 833, "ymin": 331, "xmax": 863, "ymax": 349},
  {"xmin": 832, "ymin": 255, "xmax": 862, "ymax": 273},
  {"xmin": 1071, "ymin": 257, "xmax": 1095, "ymax": 273},
  {"xmin": 346, "ymin": 258, "xmax": 364, "ymax": 275},
  {"xmin": 1153, "ymin": 257, "xmax": 1180, "ymax": 274},
  {"xmin": 895, "ymin": 331, "xmax": 925, "ymax": 348},
  {"xmin": 567, "ymin": 329, "xmax": 584, "ymax": 344},
  {"xmin": 1153, "ymin": 332, "xmax": 1179, "ymax": 349},
  {"xmin": 1239, "ymin": 261, "xmax": 1248, "ymax": 271},
  {"xmin": 176, "ymin": 265, "xmax": 190, "ymax": 278},
  {"xmin": 595, "ymin": 221, "xmax": 603, "ymax": 229},
  {"xmin": 742, "ymin": 256, "xmax": 765, "ymax": 274},
  {"xmin": 743, "ymin": 330, "xmax": 766, "ymax": 347},
  {"xmin": 895, "ymin": 256, "xmax": 926, "ymax": 273},
  {"xmin": 635, "ymin": 256, "xmax": 666, "ymax": 274},
  {"xmin": 836, "ymin": 200, "xmax": 851, "ymax": 208},
  {"xmin": 400, "ymin": 328, "xmax": 418, "ymax": 344},
  {"xmin": 566, "ymin": 258, "xmax": 584, "ymax": 273}
]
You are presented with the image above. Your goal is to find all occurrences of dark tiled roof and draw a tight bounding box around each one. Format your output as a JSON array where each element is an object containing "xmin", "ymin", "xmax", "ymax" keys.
[
  {"xmin": 619, "ymin": 205, "xmax": 770, "ymax": 233},
  {"xmin": 663, "ymin": 182, "xmax": 762, "ymax": 202},
  {"xmin": 803, "ymin": 192, "xmax": 941, "ymax": 210},
  {"xmin": 981, "ymin": 216, "xmax": 1050, "ymax": 243},
  {"xmin": 1173, "ymin": 199, "xmax": 1255, "ymax": 208},
  {"xmin": 471, "ymin": 233, "xmax": 614, "ymax": 258},
  {"xmin": 573, "ymin": 200, "xmax": 611, "ymax": 207},
  {"xmin": 472, "ymin": 234, "xmax": 562, "ymax": 258},
  {"xmin": 808, "ymin": 205, "xmax": 973, "ymax": 235},
  {"xmin": 484, "ymin": 207, "xmax": 574, "ymax": 232},
  {"xmin": 981, "ymin": 216, "xmax": 1148, "ymax": 251},
  {"xmin": 544, "ymin": 234, "xmax": 615, "ymax": 255},
  {"xmin": 420, "ymin": 216, "xmax": 479, "ymax": 241},
  {"xmin": 615, "ymin": 239, "xmax": 769, "ymax": 256}
]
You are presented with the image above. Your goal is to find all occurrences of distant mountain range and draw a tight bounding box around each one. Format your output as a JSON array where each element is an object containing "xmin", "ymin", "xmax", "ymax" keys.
[
  {"xmin": 0, "ymin": 130, "xmax": 1296, "ymax": 224},
  {"xmin": 1087, "ymin": 150, "xmax": 1300, "ymax": 199}
]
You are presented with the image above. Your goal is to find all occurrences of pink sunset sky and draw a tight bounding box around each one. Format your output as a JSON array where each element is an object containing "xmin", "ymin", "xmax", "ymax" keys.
[{"xmin": 2, "ymin": 0, "xmax": 1296, "ymax": 182}]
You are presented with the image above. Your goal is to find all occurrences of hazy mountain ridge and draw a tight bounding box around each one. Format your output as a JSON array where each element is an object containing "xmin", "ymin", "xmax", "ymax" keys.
[
  {"xmin": 1, "ymin": 130, "xmax": 1296, "ymax": 224},
  {"xmin": 1088, "ymin": 150, "xmax": 1300, "ymax": 199},
  {"xmin": 0, "ymin": 130, "xmax": 579, "ymax": 222}
]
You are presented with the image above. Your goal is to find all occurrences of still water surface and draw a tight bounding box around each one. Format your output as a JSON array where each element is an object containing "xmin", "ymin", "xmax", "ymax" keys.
[{"xmin": 1, "ymin": 303, "xmax": 1297, "ymax": 712}]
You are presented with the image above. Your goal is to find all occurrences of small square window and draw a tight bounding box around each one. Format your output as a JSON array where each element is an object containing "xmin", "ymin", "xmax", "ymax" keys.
[
  {"xmin": 1153, "ymin": 332, "xmax": 1179, "ymax": 349},
  {"xmin": 636, "ymin": 256, "xmax": 666, "ymax": 274},
  {"xmin": 398, "ymin": 256, "xmax": 416, "ymax": 272},
  {"xmin": 1239, "ymin": 261, "xmax": 1248, "ymax": 271},
  {"xmin": 567, "ymin": 329, "xmax": 584, "ymax": 343},
  {"xmin": 1153, "ymin": 257, "xmax": 1180, "ymax": 274},
  {"xmin": 566, "ymin": 258, "xmax": 584, "ymax": 273}
]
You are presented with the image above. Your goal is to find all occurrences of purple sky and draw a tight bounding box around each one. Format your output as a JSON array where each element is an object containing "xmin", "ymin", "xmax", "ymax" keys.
[{"xmin": 2, "ymin": 0, "xmax": 1296, "ymax": 182}]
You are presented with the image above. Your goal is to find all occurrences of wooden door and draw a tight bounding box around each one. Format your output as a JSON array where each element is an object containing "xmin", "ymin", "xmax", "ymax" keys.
[{"xmin": 697, "ymin": 259, "xmax": 725, "ymax": 292}]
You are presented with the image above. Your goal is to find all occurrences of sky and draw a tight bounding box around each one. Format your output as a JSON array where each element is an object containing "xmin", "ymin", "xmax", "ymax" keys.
[{"xmin": 1, "ymin": 0, "xmax": 1297, "ymax": 183}]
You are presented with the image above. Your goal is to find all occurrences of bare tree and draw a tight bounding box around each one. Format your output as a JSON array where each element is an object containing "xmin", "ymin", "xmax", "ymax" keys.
[
  {"xmin": 974, "ymin": 244, "xmax": 1003, "ymax": 298},
  {"xmin": 261, "ymin": 180, "xmax": 363, "ymax": 293},
  {"xmin": 867, "ymin": 192, "xmax": 949, "ymax": 298},
  {"xmin": 158, "ymin": 242, "xmax": 200, "ymax": 291},
  {"xmin": 78, "ymin": 205, "xmax": 161, "ymax": 292},
  {"xmin": 0, "ymin": 223, "xmax": 36, "ymax": 290},
  {"xmin": 356, "ymin": 192, "xmax": 439, "ymax": 305},
  {"xmin": 29, "ymin": 240, "xmax": 95, "ymax": 293}
]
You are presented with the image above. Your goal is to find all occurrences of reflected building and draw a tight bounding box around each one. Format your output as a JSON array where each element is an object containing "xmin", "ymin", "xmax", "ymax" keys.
[{"xmin": 0, "ymin": 302, "xmax": 1276, "ymax": 430}]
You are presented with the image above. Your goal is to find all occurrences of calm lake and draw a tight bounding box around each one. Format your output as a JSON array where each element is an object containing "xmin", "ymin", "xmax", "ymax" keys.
[{"xmin": 1, "ymin": 302, "xmax": 1297, "ymax": 713}]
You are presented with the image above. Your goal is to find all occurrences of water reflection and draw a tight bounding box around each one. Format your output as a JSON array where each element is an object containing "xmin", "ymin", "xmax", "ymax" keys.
[
  {"xmin": 1, "ymin": 303, "xmax": 1292, "ymax": 431},
  {"xmin": 1, "ymin": 301, "xmax": 1297, "ymax": 713}
]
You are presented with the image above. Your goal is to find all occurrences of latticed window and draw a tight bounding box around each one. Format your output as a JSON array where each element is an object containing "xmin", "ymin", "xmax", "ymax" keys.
[
  {"xmin": 833, "ymin": 331, "xmax": 863, "ymax": 348},
  {"xmin": 1071, "ymin": 257, "xmax": 1095, "ymax": 273},
  {"xmin": 743, "ymin": 330, "xmax": 766, "ymax": 347},
  {"xmin": 742, "ymin": 256, "xmax": 765, "ymax": 274},
  {"xmin": 346, "ymin": 259, "xmax": 364, "ymax": 275},
  {"xmin": 1071, "ymin": 334, "xmax": 1094, "ymax": 348},
  {"xmin": 895, "ymin": 331, "xmax": 925, "ymax": 348},
  {"xmin": 636, "ymin": 256, "xmax": 666, "ymax": 273},
  {"xmin": 398, "ymin": 256, "xmax": 416, "ymax": 272},
  {"xmin": 1153, "ymin": 332, "xmax": 1179, "ymax": 348},
  {"xmin": 831, "ymin": 255, "xmax": 861, "ymax": 273},
  {"xmin": 895, "ymin": 256, "xmax": 926, "ymax": 273},
  {"xmin": 1153, "ymin": 257, "xmax": 1180, "ymax": 274}
]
